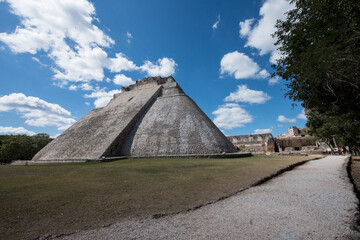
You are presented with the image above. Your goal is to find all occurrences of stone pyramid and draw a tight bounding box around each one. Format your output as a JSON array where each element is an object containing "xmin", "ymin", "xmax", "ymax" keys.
[{"xmin": 32, "ymin": 76, "xmax": 237, "ymax": 161}]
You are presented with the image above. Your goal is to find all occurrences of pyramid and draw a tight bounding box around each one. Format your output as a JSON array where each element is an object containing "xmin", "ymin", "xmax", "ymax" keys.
[{"xmin": 32, "ymin": 76, "xmax": 237, "ymax": 161}]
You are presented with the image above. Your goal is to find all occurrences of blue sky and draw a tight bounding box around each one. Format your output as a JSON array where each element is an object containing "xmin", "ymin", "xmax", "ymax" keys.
[{"xmin": 0, "ymin": 0, "xmax": 306, "ymax": 138}]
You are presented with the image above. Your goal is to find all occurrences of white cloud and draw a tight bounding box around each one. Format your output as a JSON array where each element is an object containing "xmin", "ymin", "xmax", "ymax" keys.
[
  {"xmin": 297, "ymin": 109, "xmax": 307, "ymax": 120},
  {"xmin": 268, "ymin": 76, "xmax": 280, "ymax": 85},
  {"xmin": 140, "ymin": 57, "xmax": 177, "ymax": 77},
  {"xmin": 84, "ymin": 89, "xmax": 122, "ymax": 108},
  {"xmin": 257, "ymin": 69, "xmax": 269, "ymax": 78},
  {"xmin": 68, "ymin": 82, "xmax": 94, "ymax": 91},
  {"xmin": 23, "ymin": 111, "xmax": 76, "ymax": 130},
  {"xmin": 253, "ymin": 128, "xmax": 272, "ymax": 134},
  {"xmin": 212, "ymin": 14, "xmax": 221, "ymax": 30},
  {"xmin": 0, "ymin": 0, "xmax": 114, "ymax": 83},
  {"xmin": 69, "ymin": 85, "xmax": 77, "ymax": 91},
  {"xmin": 0, "ymin": 126, "xmax": 36, "ymax": 135},
  {"xmin": 0, "ymin": 93, "xmax": 70, "ymax": 116},
  {"xmin": 0, "ymin": 0, "xmax": 178, "ymax": 85},
  {"xmin": 212, "ymin": 103, "xmax": 253, "ymax": 129},
  {"xmin": 0, "ymin": 93, "xmax": 76, "ymax": 130},
  {"xmin": 269, "ymin": 49, "xmax": 282, "ymax": 64},
  {"xmin": 126, "ymin": 31, "xmax": 133, "ymax": 44},
  {"xmin": 225, "ymin": 85, "xmax": 271, "ymax": 104},
  {"xmin": 113, "ymin": 74, "xmax": 134, "ymax": 86},
  {"xmin": 220, "ymin": 51, "xmax": 267, "ymax": 79},
  {"xmin": 85, "ymin": 102, "xmax": 90, "ymax": 106},
  {"xmin": 52, "ymin": 80, "xmax": 68, "ymax": 89},
  {"xmin": 107, "ymin": 53, "xmax": 137, "ymax": 73},
  {"xmin": 239, "ymin": 0, "xmax": 294, "ymax": 62},
  {"xmin": 32, "ymin": 57, "xmax": 47, "ymax": 67},
  {"xmin": 277, "ymin": 115, "xmax": 296, "ymax": 123},
  {"xmin": 239, "ymin": 18, "xmax": 254, "ymax": 37},
  {"xmin": 80, "ymin": 83, "xmax": 94, "ymax": 91},
  {"xmin": 51, "ymin": 45, "xmax": 109, "ymax": 82}
]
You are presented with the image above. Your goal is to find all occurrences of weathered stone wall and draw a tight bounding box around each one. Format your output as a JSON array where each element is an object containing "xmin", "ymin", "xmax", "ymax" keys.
[
  {"xmin": 276, "ymin": 137, "xmax": 312, "ymax": 152},
  {"xmin": 33, "ymin": 76, "xmax": 236, "ymax": 160},
  {"xmin": 119, "ymin": 80, "xmax": 236, "ymax": 156},
  {"xmin": 266, "ymin": 137, "xmax": 277, "ymax": 152},
  {"xmin": 228, "ymin": 132, "xmax": 316, "ymax": 154},
  {"xmin": 33, "ymin": 81, "xmax": 162, "ymax": 160},
  {"xmin": 227, "ymin": 134, "xmax": 276, "ymax": 153}
]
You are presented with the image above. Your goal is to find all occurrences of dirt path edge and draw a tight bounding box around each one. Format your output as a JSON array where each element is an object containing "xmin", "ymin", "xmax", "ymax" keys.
[
  {"xmin": 153, "ymin": 156, "xmax": 323, "ymax": 218},
  {"xmin": 45, "ymin": 156, "xmax": 323, "ymax": 240},
  {"xmin": 347, "ymin": 156, "xmax": 360, "ymax": 236}
]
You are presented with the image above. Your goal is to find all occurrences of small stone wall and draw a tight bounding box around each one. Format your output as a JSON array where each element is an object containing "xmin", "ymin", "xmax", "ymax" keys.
[
  {"xmin": 228, "ymin": 134, "xmax": 318, "ymax": 154},
  {"xmin": 227, "ymin": 134, "xmax": 276, "ymax": 153},
  {"xmin": 276, "ymin": 137, "xmax": 312, "ymax": 152}
]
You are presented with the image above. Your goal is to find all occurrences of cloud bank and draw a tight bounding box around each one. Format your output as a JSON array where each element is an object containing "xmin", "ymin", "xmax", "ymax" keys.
[
  {"xmin": 225, "ymin": 85, "xmax": 271, "ymax": 104},
  {"xmin": 277, "ymin": 115, "xmax": 296, "ymax": 123},
  {"xmin": 0, "ymin": 93, "xmax": 76, "ymax": 130},
  {"xmin": 84, "ymin": 89, "xmax": 122, "ymax": 108},
  {"xmin": 212, "ymin": 103, "xmax": 253, "ymax": 130},
  {"xmin": 253, "ymin": 128, "xmax": 272, "ymax": 134},
  {"xmin": 0, "ymin": 0, "xmax": 177, "ymax": 86},
  {"xmin": 239, "ymin": 0, "xmax": 294, "ymax": 63},
  {"xmin": 220, "ymin": 51, "xmax": 268, "ymax": 79},
  {"xmin": 212, "ymin": 14, "xmax": 221, "ymax": 30},
  {"xmin": 0, "ymin": 0, "xmax": 177, "ymax": 108},
  {"xmin": 0, "ymin": 126, "xmax": 36, "ymax": 135}
]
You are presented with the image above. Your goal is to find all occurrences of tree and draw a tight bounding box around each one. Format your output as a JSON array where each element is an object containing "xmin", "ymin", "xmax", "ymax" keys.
[
  {"xmin": 32, "ymin": 133, "xmax": 52, "ymax": 151},
  {"xmin": 272, "ymin": 0, "xmax": 360, "ymax": 153},
  {"xmin": 0, "ymin": 134, "xmax": 52, "ymax": 163}
]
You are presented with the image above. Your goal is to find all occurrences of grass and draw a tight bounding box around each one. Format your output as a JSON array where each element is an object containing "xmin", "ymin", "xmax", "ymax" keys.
[
  {"xmin": 351, "ymin": 156, "xmax": 360, "ymax": 194},
  {"xmin": 0, "ymin": 155, "xmax": 316, "ymax": 239}
]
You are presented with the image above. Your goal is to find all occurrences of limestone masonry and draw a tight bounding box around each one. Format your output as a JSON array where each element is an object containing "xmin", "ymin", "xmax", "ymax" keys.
[
  {"xmin": 227, "ymin": 134, "xmax": 276, "ymax": 153},
  {"xmin": 32, "ymin": 76, "xmax": 237, "ymax": 161},
  {"xmin": 228, "ymin": 127, "xmax": 317, "ymax": 154}
]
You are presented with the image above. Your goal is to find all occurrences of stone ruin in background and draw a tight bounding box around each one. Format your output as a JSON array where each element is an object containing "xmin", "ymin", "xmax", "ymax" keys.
[
  {"xmin": 227, "ymin": 126, "xmax": 322, "ymax": 155},
  {"xmin": 227, "ymin": 134, "xmax": 276, "ymax": 154}
]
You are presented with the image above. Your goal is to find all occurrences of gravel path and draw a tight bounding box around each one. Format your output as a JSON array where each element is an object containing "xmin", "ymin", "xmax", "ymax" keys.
[{"xmin": 62, "ymin": 156, "xmax": 359, "ymax": 239}]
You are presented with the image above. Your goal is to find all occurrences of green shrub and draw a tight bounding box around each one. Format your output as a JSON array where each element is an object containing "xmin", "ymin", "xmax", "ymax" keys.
[{"xmin": 0, "ymin": 134, "xmax": 52, "ymax": 163}]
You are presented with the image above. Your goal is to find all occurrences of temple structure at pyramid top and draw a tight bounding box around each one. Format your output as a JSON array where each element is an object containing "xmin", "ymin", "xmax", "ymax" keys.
[{"xmin": 32, "ymin": 76, "xmax": 237, "ymax": 161}]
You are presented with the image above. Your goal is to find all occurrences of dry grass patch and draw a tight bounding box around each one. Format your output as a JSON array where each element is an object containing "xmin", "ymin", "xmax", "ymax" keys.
[
  {"xmin": 0, "ymin": 155, "xmax": 316, "ymax": 239},
  {"xmin": 351, "ymin": 156, "xmax": 360, "ymax": 193}
]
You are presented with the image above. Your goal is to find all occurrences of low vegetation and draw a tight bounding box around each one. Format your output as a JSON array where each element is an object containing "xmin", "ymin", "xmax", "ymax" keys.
[
  {"xmin": 0, "ymin": 155, "xmax": 316, "ymax": 239},
  {"xmin": 351, "ymin": 156, "xmax": 360, "ymax": 194},
  {"xmin": 273, "ymin": 0, "xmax": 360, "ymax": 153},
  {"xmin": 0, "ymin": 134, "xmax": 52, "ymax": 163}
]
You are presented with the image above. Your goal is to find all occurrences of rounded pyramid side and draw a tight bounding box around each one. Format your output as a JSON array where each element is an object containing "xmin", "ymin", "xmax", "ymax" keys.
[
  {"xmin": 117, "ymin": 92, "xmax": 237, "ymax": 157},
  {"xmin": 32, "ymin": 82, "xmax": 163, "ymax": 161}
]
